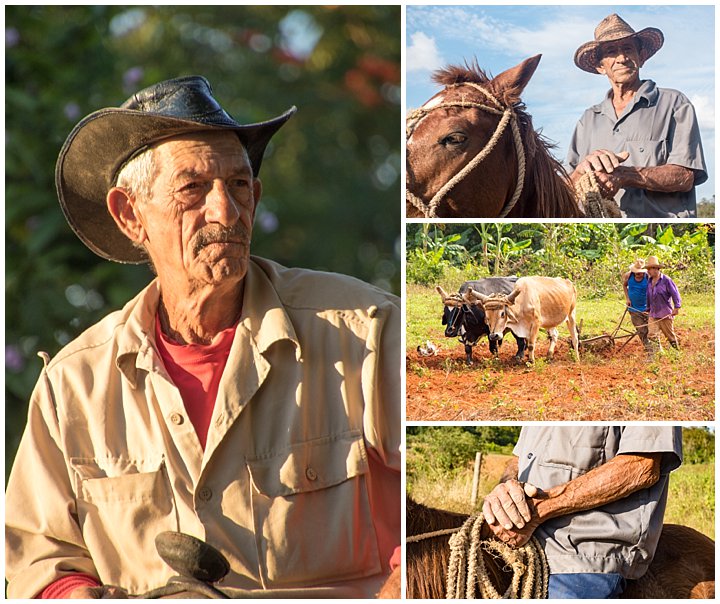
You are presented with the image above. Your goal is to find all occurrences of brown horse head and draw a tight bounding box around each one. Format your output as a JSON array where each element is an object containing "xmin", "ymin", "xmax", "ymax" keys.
[{"xmin": 407, "ymin": 55, "xmax": 582, "ymax": 218}]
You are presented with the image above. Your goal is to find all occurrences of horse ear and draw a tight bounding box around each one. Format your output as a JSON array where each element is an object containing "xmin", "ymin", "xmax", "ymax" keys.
[{"xmin": 489, "ymin": 54, "xmax": 541, "ymax": 106}]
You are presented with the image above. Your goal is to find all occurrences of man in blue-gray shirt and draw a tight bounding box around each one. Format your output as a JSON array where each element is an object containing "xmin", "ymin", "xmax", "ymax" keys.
[
  {"xmin": 622, "ymin": 259, "xmax": 651, "ymax": 353},
  {"xmin": 482, "ymin": 426, "xmax": 682, "ymax": 598},
  {"xmin": 566, "ymin": 14, "xmax": 707, "ymax": 218}
]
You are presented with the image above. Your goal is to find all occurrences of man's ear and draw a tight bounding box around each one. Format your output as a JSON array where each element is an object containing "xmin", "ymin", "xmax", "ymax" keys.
[
  {"xmin": 251, "ymin": 178, "xmax": 263, "ymax": 221},
  {"xmin": 106, "ymin": 187, "xmax": 147, "ymax": 245}
]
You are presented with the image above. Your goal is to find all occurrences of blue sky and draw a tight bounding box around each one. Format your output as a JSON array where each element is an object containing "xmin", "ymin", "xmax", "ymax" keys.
[{"xmin": 406, "ymin": 5, "xmax": 715, "ymax": 202}]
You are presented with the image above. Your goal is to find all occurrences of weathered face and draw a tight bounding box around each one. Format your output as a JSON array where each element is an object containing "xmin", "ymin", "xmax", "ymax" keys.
[
  {"xmin": 406, "ymin": 89, "xmax": 515, "ymax": 218},
  {"xmin": 596, "ymin": 38, "xmax": 643, "ymax": 87},
  {"xmin": 481, "ymin": 301, "xmax": 510, "ymax": 341},
  {"xmin": 137, "ymin": 131, "xmax": 261, "ymax": 291}
]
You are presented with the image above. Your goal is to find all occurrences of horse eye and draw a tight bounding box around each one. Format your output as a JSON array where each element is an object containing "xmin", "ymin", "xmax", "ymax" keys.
[{"xmin": 439, "ymin": 132, "xmax": 467, "ymax": 146}]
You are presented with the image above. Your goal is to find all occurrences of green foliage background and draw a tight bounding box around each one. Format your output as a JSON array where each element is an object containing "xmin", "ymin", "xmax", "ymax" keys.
[
  {"xmin": 5, "ymin": 6, "xmax": 400, "ymax": 470},
  {"xmin": 407, "ymin": 223, "xmax": 714, "ymax": 298}
]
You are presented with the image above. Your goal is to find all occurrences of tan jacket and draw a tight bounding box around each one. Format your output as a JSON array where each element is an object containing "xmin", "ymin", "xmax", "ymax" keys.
[{"xmin": 6, "ymin": 257, "xmax": 401, "ymax": 598}]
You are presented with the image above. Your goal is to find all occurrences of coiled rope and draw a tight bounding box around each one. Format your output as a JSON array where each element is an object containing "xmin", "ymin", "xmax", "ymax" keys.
[
  {"xmin": 574, "ymin": 171, "xmax": 621, "ymax": 218},
  {"xmin": 445, "ymin": 515, "xmax": 549, "ymax": 599}
]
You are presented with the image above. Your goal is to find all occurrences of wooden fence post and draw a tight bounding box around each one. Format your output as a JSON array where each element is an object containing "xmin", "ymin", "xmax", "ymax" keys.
[{"xmin": 471, "ymin": 451, "xmax": 483, "ymax": 507}]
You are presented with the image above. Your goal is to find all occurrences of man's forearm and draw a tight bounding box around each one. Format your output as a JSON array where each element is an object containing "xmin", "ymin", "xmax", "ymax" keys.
[
  {"xmin": 615, "ymin": 164, "xmax": 694, "ymax": 193},
  {"xmin": 533, "ymin": 453, "xmax": 661, "ymax": 523}
]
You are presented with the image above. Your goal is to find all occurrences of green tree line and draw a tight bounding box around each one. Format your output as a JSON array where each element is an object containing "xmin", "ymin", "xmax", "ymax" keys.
[
  {"xmin": 407, "ymin": 426, "xmax": 715, "ymax": 485},
  {"xmin": 5, "ymin": 6, "xmax": 400, "ymax": 472},
  {"xmin": 407, "ymin": 223, "xmax": 714, "ymax": 298}
]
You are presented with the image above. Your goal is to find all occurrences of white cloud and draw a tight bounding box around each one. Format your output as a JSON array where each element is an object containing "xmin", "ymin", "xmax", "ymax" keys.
[
  {"xmin": 690, "ymin": 95, "xmax": 715, "ymax": 131},
  {"xmin": 407, "ymin": 31, "xmax": 444, "ymax": 73}
]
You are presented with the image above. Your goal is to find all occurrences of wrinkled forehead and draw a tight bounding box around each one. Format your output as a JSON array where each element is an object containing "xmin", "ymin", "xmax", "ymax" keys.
[{"xmin": 154, "ymin": 130, "xmax": 251, "ymax": 172}]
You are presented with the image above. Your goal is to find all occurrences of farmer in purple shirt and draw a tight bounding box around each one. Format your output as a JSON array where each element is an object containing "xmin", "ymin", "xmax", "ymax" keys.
[{"xmin": 645, "ymin": 255, "xmax": 681, "ymax": 354}]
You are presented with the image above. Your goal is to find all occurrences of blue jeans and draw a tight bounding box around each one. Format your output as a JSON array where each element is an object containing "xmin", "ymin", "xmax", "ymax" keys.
[{"xmin": 548, "ymin": 573, "xmax": 627, "ymax": 599}]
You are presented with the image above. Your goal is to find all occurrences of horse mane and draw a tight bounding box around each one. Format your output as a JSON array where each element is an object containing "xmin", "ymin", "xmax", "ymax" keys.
[
  {"xmin": 432, "ymin": 58, "xmax": 490, "ymax": 86},
  {"xmin": 406, "ymin": 497, "xmax": 466, "ymax": 599},
  {"xmin": 431, "ymin": 60, "xmax": 583, "ymax": 218},
  {"xmin": 516, "ymin": 112, "xmax": 582, "ymax": 217}
]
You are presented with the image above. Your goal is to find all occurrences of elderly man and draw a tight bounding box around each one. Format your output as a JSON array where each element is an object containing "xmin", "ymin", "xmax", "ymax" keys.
[
  {"xmin": 622, "ymin": 258, "xmax": 651, "ymax": 352},
  {"xmin": 5, "ymin": 77, "xmax": 400, "ymax": 598},
  {"xmin": 566, "ymin": 14, "xmax": 707, "ymax": 218},
  {"xmin": 645, "ymin": 254, "xmax": 681, "ymax": 353},
  {"xmin": 482, "ymin": 426, "xmax": 682, "ymax": 598}
]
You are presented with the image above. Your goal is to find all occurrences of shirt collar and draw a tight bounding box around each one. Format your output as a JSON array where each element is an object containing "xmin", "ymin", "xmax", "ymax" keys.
[
  {"xmin": 114, "ymin": 258, "xmax": 302, "ymax": 386},
  {"xmin": 593, "ymin": 79, "xmax": 658, "ymax": 118}
]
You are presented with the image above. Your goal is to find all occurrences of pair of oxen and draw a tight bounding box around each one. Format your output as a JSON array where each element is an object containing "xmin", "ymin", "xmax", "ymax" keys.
[{"xmin": 437, "ymin": 275, "xmax": 579, "ymax": 365}]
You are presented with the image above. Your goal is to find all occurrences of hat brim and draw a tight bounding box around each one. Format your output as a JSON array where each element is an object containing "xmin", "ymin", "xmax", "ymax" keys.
[
  {"xmin": 574, "ymin": 27, "xmax": 664, "ymax": 74},
  {"xmin": 56, "ymin": 106, "xmax": 296, "ymax": 264}
]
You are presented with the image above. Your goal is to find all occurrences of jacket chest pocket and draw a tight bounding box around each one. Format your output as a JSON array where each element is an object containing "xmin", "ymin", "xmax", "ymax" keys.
[
  {"xmin": 70, "ymin": 458, "xmax": 177, "ymax": 594},
  {"xmin": 247, "ymin": 431, "xmax": 381, "ymax": 587}
]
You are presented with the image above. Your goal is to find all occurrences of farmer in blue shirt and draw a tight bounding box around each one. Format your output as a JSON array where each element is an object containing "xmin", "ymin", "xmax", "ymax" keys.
[
  {"xmin": 645, "ymin": 255, "xmax": 681, "ymax": 353},
  {"xmin": 622, "ymin": 259, "xmax": 651, "ymax": 352}
]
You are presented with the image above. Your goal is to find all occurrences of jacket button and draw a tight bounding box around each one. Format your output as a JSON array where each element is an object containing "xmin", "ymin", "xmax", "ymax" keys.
[
  {"xmin": 198, "ymin": 486, "xmax": 213, "ymax": 502},
  {"xmin": 306, "ymin": 467, "xmax": 318, "ymax": 481},
  {"xmin": 170, "ymin": 412, "xmax": 184, "ymax": 425}
]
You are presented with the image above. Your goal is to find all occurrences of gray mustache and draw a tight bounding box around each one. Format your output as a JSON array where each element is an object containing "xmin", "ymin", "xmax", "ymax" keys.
[{"xmin": 192, "ymin": 224, "xmax": 250, "ymax": 255}]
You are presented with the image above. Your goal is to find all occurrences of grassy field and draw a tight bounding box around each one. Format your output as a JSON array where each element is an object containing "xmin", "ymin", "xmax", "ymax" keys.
[
  {"xmin": 407, "ymin": 283, "xmax": 714, "ymax": 349},
  {"xmin": 406, "ymin": 285, "xmax": 715, "ymax": 421},
  {"xmin": 408, "ymin": 453, "xmax": 715, "ymax": 540}
]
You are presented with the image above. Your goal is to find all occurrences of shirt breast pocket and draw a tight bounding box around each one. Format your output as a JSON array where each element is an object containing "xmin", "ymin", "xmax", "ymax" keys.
[
  {"xmin": 539, "ymin": 427, "xmax": 608, "ymax": 481},
  {"xmin": 625, "ymin": 139, "xmax": 667, "ymax": 168},
  {"xmin": 70, "ymin": 458, "xmax": 177, "ymax": 593},
  {"xmin": 247, "ymin": 431, "xmax": 381, "ymax": 587}
]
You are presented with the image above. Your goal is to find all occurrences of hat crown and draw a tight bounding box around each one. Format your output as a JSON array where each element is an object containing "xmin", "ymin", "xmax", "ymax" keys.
[
  {"xmin": 120, "ymin": 76, "xmax": 236, "ymax": 125},
  {"xmin": 595, "ymin": 13, "xmax": 637, "ymax": 43},
  {"xmin": 629, "ymin": 259, "xmax": 646, "ymax": 272}
]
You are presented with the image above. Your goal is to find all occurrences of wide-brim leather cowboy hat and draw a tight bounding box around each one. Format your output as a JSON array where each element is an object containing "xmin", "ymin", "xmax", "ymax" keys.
[
  {"xmin": 574, "ymin": 13, "xmax": 664, "ymax": 74},
  {"xmin": 56, "ymin": 75, "xmax": 296, "ymax": 264}
]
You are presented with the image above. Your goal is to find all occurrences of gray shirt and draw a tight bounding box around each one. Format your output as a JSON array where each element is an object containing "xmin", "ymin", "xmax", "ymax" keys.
[
  {"xmin": 567, "ymin": 80, "xmax": 707, "ymax": 218},
  {"xmin": 514, "ymin": 426, "xmax": 682, "ymax": 579}
]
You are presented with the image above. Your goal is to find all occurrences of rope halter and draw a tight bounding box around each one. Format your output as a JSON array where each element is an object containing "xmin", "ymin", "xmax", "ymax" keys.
[{"xmin": 406, "ymin": 82, "xmax": 527, "ymax": 219}]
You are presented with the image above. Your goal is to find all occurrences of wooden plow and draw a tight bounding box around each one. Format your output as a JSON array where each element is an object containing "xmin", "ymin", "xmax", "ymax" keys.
[{"xmin": 576, "ymin": 307, "xmax": 639, "ymax": 354}]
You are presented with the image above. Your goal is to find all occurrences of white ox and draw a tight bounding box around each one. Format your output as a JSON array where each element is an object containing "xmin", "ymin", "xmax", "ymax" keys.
[{"xmin": 464, "ymin": 276, "xmax": 579, "ymax": 363}]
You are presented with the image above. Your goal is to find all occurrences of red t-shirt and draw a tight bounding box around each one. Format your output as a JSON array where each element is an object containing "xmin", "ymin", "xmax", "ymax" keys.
[{"xmin": 153, "ymin": 316, "xmax": 236, "ymax": 449}]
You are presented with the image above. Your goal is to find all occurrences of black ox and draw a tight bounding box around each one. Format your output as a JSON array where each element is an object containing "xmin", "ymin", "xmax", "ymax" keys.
[{"xmin": 436, "ymin": 277, "xmax": 526, "ymax": 364}]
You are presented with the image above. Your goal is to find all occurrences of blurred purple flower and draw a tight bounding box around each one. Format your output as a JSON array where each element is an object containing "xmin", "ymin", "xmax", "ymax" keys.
[
  {"xmin": 6, "ymin": 345, "xmax": 25, "ymax": 373},
  {"xmin": 123, "ymin": 66, "xmax": 144, "ymax": 92},
  {"xmin": 257, "ymin": 210, "xmax": 279, "ymax": 233},
  {"xmin": 6, "ymin": 27, "xmax": 20, "ymax": 48},
  {"xmin": 64, "ymin": 102, "xmax": 81, "ymax": 121}
]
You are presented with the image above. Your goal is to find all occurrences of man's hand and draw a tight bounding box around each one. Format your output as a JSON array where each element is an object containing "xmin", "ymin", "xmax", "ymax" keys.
[
  {"xmin": 578, "ymin": 149, "xmax": 630, "ymax": 175},
  {"xmin": 67, "ymin": 585, "xmax": 128, "ymax": 599},
  {"xmin": 482, "ymin": 481, "xmax": 542, "ymax": 547},
  {"xmin": 482, "ymin": 480, "xmax": 537, "ymax": 531}
]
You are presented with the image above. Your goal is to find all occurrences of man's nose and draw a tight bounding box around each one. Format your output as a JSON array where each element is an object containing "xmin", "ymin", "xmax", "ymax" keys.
[{"xmin": 205, "ymin": 180, "xmax": 241, "ymax": 226}]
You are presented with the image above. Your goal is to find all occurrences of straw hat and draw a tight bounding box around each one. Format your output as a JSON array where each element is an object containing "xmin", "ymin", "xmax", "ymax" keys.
[
  {"xmin": 628, "ymin": 259, "xmax": 647, "ymax": 274},
  {"xmin": 574, "ymin": 14, "xmax": 664, "ymax": 74},
  {"xmin": 644, "ymin": 255, "xmax": 665, "ymax": 269},
  {"xmin": 55, "ymin": 76, "xmax": 296, "ymax": 264}
]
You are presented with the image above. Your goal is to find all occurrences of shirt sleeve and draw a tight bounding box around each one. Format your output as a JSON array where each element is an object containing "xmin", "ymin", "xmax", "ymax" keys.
[
  {"xmin": 669, "ymin": 278, "xmax": 682, "ymax": 308},
  {"xmin": 617, "ymin": 426, "xmax": 683, "ymax": 474},
  {"xmin": 362, "ymin": 298, "xmax": 401, "ymax": 573},
  {"xmin": 666, "ymin": 98, "xmax": 708, "ymax": 185},
  {"xmin": 5, "ymin": 363, "xmax": 99, "ymax": 598}
]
